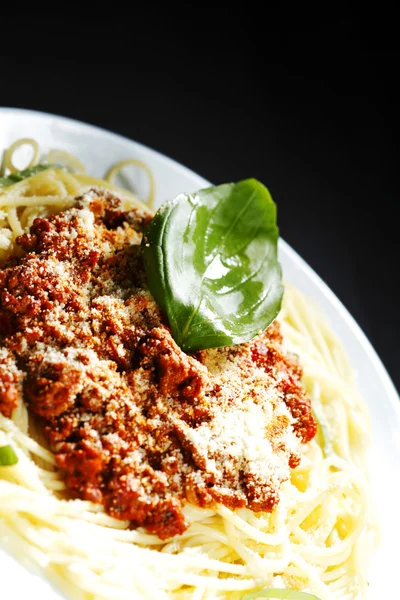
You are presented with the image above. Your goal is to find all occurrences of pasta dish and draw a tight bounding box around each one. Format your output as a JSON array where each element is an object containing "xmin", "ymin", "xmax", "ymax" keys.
[{"xmin": 0, "ymin": 139, "xmax": 376, "ymax": 600}]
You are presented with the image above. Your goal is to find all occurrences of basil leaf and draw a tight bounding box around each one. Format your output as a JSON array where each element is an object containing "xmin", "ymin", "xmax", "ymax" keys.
[
  {"xmin": 0, "ymin": 164, "xmax": 61, "ymax": 187},
  {"xmin": 0, "ymin": 444, "xmax": 18, "ymax": 466},
  {"xmin": 143, "ymin": 179, "xmax": 283, "ymax": 352},
  {"xmin": 242, "ymin": 589, "xmax": 321, "ymax": 600}
]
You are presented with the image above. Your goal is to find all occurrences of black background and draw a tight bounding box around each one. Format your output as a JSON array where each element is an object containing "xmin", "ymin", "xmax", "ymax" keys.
[{"xmin": 1, "ymin": 26, "xmax": 398, "ymax": 391}]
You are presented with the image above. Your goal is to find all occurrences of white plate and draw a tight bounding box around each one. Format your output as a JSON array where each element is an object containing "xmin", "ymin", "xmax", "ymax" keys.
[{"xmin": 0, "ymin": 108, "xmax": 399, "ymax": 600}]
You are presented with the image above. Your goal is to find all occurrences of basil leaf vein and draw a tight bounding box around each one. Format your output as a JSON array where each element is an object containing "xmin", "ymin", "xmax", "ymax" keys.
[{"xmin": 143, "ymin": 179, "xmax": 283, "ymax": 352}]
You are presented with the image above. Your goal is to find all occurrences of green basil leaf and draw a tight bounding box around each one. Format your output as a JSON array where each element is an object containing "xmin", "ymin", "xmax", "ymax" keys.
[
  {"xmin": 0, "ymin": 164, "xmax": 61, "ymax": 187},
  {"xmin": 242, "ymin": 589, "xmax": 321, "ymax": 600},
  {"xmin": 143, "ymin": 179, "xmax": 283, "ymax": 352},
  {"xmin": 0, "ymin": 444, "xmax": 18, "ymax": 466}
]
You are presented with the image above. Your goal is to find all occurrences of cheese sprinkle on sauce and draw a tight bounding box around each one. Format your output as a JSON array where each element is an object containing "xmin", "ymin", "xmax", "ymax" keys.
[{"xmin": 0, "ymin": 190, "xmax": 316, "ymax": 539}]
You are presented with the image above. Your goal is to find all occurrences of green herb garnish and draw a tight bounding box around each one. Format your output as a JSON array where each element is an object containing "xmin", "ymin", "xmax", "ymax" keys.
[
  {"xmin": 312, "ymin": 403, "xmax": 334, "ymax": 458},
  {"xmin": 0, "ymin": 444, "xmax": 18, "ymax": 466},
  {"xmin": 143, "ymin": 179, "xmax": 283, "ymax": 352},
  {"xmin": 241, "ymin": 589, "xmax": 321, "ymax": 600},
  {"xmin": 0, "ymin": 164, "xmax": 61, "ymax": 187}
]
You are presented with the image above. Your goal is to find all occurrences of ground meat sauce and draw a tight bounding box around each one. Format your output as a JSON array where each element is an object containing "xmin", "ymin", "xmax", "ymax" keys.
[{"xmin": 0, "ymin": 190, "xmax": 316, "ymax": 539}]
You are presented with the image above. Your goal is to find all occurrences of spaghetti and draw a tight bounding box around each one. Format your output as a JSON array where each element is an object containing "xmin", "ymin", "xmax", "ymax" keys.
[
  {"xmin": 0, "ymin": 137, "xmax": 154, "ymax": 262},
  {"xmin": 0, "ymin": 140, "xmax": 376, "ymax": 600}
]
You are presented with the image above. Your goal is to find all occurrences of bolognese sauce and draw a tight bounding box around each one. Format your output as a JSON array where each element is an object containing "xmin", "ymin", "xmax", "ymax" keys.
[{"xmin": 0, "ymin": 190, "xmax": 316, "ymax": 539}]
